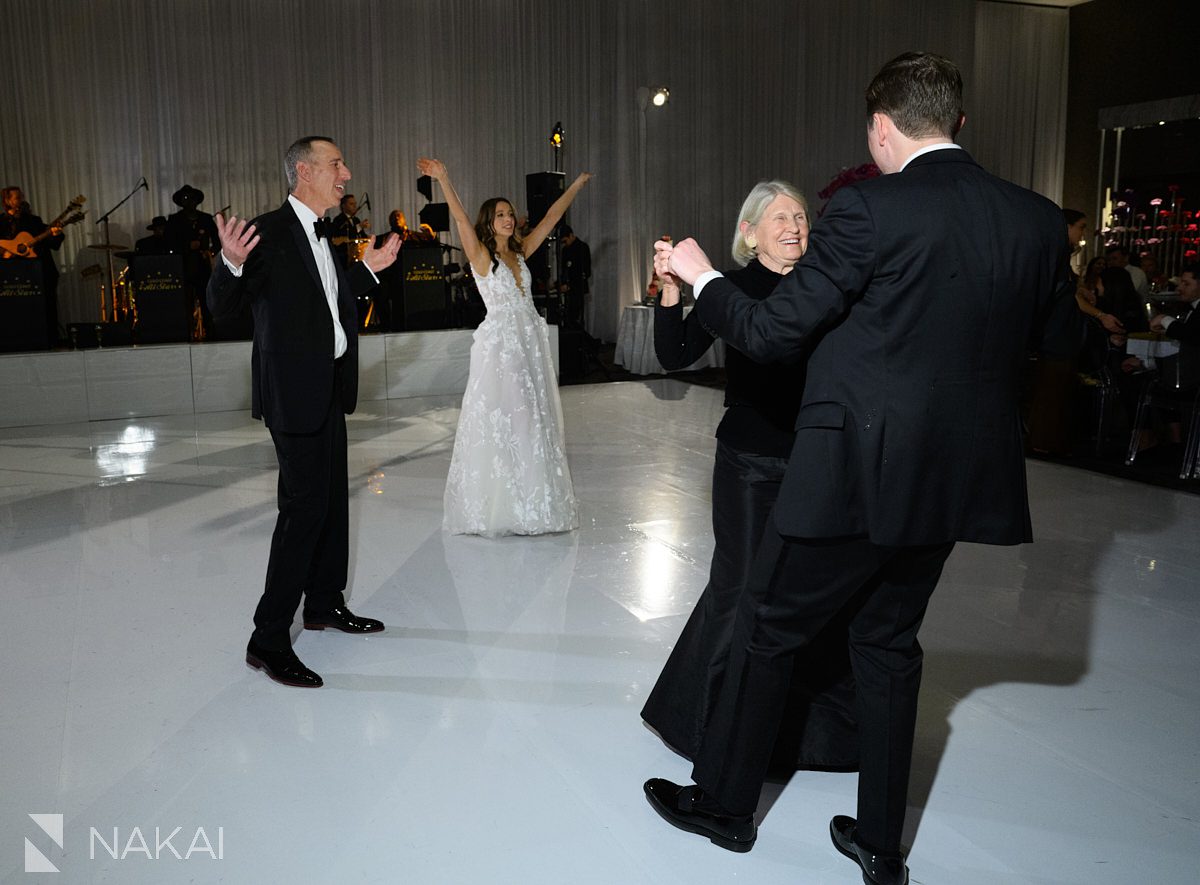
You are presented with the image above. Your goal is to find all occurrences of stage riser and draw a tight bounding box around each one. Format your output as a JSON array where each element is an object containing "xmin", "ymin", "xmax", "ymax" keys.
[{"xmin": 0, "ymin": 328, "xmax": 557, "ymax": 428}]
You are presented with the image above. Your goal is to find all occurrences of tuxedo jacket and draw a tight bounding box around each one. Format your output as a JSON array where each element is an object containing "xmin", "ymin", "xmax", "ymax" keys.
[
  {"xmin": 1163, "ymin": 303, "xmax": 1200, "ymax": 344},
  {"xmin": 695, "ymin": 149, "xmax": 1067, "ymax": 547},
  {"xmin": 207, "ymin": 201, "xmax": 377, "ymax": 434}
]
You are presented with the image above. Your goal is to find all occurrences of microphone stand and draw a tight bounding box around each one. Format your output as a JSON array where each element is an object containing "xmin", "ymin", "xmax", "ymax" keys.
[{"xmin": 94, "ymin": 178, "xmax": 146, "ymax": 321}]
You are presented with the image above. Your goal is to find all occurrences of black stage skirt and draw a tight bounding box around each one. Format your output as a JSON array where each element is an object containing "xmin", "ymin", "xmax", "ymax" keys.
[{"xmin": 641, "ymin": 440, "xmax": 859, "ymax": 771}]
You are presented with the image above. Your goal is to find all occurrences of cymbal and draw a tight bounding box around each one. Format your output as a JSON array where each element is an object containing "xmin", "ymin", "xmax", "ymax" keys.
[{"xmin": 88, "ymin": 243, "xmax": 131, "ymax": 251}]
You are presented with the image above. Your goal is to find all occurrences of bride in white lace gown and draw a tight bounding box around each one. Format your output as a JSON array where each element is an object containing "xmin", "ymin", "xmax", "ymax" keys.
[{"xmin": 418, "ymin": 158, "xmax": 591, "ymax": 536}]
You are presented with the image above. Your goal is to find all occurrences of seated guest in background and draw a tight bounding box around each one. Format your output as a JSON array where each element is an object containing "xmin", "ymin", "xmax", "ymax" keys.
[
  {"xmin": 1073, "ymin": 257, "xmax": 1121, "ymax": 376},
  {"xmin": 1098, "ymin": 266, "xmax": 1162, "ymax": 450},
  {"xmin": 135, "ymin": 216, "xmax": 172, "ymax": 255},
  {"xmin": 1100, "ymin": 265, "xmax": 1148, "ymax": 334},
  {"xmin": 1151, "ymin": 264, "xmax": 1199, "ymax": 341},
  {"xmin": 641, "ymin": 180, "xmax": 858, "ymax": 773},
  {"xmin": 1139, "ymin": 253, "xmax": 1168, "ymax": 292},
  {"xmin": 1130, "ymin": 265, "xmax": 1200, "ymax": 451},
  {"xmin": 1107, "ymin": 244, "xmax": 1150, "ymax": 299},
  {"xmin": 1, "ymin": 185, "xmax": 65, "ymax": 347}
]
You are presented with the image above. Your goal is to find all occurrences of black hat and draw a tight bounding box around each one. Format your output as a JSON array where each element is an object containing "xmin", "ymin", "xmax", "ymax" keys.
[
  {"xmin": 147, "ymin": 216, "xmax": 167, "ymax": 230},
  {"xmin": 172, "ymin": 184, "xmax": 204, "ymax": 208}
]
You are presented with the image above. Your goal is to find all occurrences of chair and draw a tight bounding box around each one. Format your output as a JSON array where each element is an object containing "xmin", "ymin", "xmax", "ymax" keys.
[
  {"xmin": 1125, "ymin": 347, "xmax": 1200, "ymax": 479},
  {"xmin": 1087, "ymin": 364, "xmax": 1121, "ymax": 457}
]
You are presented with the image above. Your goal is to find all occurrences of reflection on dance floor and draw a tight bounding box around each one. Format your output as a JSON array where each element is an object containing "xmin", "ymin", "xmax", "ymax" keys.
[{"xmin": 0, "ymin": 380, "xmax": 1196, "ymax": 884}]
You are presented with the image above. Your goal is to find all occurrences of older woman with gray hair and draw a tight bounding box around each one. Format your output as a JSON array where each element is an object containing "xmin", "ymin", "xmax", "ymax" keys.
[{"xmin": 641, "ymin": 180, "xmax": 858, "ymax": 771}]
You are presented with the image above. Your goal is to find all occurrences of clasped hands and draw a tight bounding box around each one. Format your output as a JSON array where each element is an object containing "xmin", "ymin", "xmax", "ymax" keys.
[{"xmin": 653, "ymin": 237, "xmax": 714, "ymax": 290}]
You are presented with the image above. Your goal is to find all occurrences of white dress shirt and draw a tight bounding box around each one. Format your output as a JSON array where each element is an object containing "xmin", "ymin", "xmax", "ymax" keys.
[
  {"xmin": 220, "ymin": 195, "xmax": 348, "ymax": 358},
  {"xmin": 285, "ymin": 195, "xmax": 348, "ymax": 359}
]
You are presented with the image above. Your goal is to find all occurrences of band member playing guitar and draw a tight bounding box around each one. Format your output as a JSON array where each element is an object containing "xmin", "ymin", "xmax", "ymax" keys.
[{"xmin": 1, "ymin": 186, "xmax": 86, "ymax": 348}]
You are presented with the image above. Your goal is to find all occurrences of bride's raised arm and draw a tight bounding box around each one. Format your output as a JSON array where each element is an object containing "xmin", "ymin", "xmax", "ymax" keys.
[
  {"xmin": 523, "ymin": 172, "xmax": 592, "ymax": 256},
  {"xmin": 417, "ymin": 158, "xmax": 491, "ymax": 276}
]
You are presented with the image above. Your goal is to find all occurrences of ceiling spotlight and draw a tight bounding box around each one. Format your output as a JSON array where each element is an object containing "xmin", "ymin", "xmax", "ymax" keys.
[{"xmin": 651, "ymin": 87, "xmax": 670, "ymax": 107}]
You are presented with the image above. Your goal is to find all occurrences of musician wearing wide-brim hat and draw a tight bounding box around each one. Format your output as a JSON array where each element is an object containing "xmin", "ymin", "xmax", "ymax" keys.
[
  {"xmin": 1, "ymin": 185, "xmax": 65, "ymax": 347},
  {"xmin": 166, "ymin": 183, "xmax": 219, "ymax": 339}
]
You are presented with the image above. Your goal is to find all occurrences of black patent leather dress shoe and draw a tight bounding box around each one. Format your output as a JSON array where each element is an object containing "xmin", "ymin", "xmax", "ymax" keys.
[
  {"xmin": 830, "ymin": 815, "xmax": 908, "ymax": 885},
  {"xmin": 643, "ymin": 778, "xmax": 756, "ymax": 853},
  {"xmin": 303, "ymin": 606, "xmax": 385, "ymax": 634},
  {"xmin": 245, "ymin": 640, "xmax": 323, "ymax": 688}
]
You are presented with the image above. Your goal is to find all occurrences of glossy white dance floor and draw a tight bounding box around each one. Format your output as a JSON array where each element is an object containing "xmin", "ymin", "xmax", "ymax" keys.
[{"xmin": 2, "ymin": 380, "xmax": 1197, "ymax": 884}]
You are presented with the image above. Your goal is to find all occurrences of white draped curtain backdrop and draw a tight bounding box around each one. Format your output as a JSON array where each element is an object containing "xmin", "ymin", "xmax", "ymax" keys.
[{"xmin": 1, "ymin": 0, "xmax": 1066, "ymax": 342}]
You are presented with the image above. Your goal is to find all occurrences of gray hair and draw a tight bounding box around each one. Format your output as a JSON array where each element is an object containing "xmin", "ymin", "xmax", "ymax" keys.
[
  {"xmin": 284, "ymin": 136, "xmax": 334, "ymax": 192},
  {"xmin": 731, "ymin": 180, "xmax": 808, "ymax": 266}
]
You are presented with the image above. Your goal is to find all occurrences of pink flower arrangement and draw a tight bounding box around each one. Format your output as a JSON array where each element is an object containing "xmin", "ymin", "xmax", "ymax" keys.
[{"xmin": 817, "ymin": 163, "xmax": 882, "ymax": 214}]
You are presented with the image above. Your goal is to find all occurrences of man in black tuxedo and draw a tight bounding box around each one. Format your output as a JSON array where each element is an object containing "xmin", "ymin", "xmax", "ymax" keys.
[
  {"xmin": 1151, "ymin": 265, "xmax": 1199, "ymax": 342},
  {"xmin": 208, "ymin": 136, "xmax": 400, "ymax": 688},
  {"xmin": 645, "ymin": 53, "xmax": 1066, "ymax": 884}
]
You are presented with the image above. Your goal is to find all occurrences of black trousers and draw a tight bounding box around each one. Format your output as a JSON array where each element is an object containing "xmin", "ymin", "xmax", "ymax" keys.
[
  {"xmin": 252, "ymin": 383, "xmax": 349, "ymax": 651},
  {"xmin": 641, "ymin": 441, "xmax": 857, "ymax": 769},
  {"xmin": 691, "ymin": 524, "xmax": 954, "ymax": 854}
]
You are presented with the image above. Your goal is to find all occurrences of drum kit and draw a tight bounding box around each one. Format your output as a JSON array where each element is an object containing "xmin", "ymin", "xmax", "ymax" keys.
[{"xmin": 86, "ymin": 241, "xmax": 136, "ymax": 324}]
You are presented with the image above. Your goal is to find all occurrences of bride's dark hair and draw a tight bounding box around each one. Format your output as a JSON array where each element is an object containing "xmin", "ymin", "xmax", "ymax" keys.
[{"xmin": 474, "ymin": 198, "xmax": 524, "ymax": 269}]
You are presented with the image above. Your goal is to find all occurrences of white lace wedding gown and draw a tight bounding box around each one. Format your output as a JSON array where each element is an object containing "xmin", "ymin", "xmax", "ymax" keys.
[{"xmin": 443, "ymin": 254, "xmax": 579, "ymax": 536}]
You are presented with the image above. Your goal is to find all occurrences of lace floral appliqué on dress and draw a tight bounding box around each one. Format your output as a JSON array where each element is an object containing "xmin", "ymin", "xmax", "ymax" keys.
[{"xmin": 443, "ymin": 255, "xmax": 579, "ymax": 536}]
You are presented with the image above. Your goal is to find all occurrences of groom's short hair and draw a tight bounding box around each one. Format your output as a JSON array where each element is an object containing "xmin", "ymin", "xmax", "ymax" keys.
[
  {"xmin": 284, "ymin": 136, "xmax": 335, "ymax": 192},
  {"xmin": 865, "ymin": 52, "xmax": 963, "ymax": 140}
]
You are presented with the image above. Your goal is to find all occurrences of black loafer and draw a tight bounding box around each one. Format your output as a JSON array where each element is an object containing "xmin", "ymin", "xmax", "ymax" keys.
[
  {"xmin": 303, "ymin": 606, "xmax": 384, "ymax": 634},
  {"xmin": 643, "ymin": 778, "xmax": 756, "ymax": 853},
  {"xmin": 830, "ymin": 815, "xmax": 908, "ymax": 885},
  {"xmin": 245, "ymin": 640, "xmax": 323, "ymax": 688}
]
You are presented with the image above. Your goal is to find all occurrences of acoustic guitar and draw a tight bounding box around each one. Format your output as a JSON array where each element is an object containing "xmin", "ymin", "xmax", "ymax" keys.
[{"xmin": 0, "ymin": 194, "xmax": 87, "ymax": 259}]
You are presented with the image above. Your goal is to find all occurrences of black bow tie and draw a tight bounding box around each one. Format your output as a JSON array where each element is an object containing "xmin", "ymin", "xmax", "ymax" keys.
[{"xmin": 313, "ymin": 218, "xmax": 334, "ymax": 240}]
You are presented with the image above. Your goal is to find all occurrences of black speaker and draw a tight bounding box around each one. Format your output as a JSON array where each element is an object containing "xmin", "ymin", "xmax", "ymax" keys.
[
  {"xmin": 399, "ymin": 245, "xmax": 447, "ymax": 331},
  {"xmin": 0, "ymin": 259, "xmax": 47, "ymax": 351},
  {"xmin": 418, "ymin": 202, "xmax": 449, "ymax": 233},
  {"xmin": 130, "ymin": 255, "xmax": 190, "ymax": 344},
  {"xmin": 525, "ymin": 172, "xmax": 565, "ymax": 229}
]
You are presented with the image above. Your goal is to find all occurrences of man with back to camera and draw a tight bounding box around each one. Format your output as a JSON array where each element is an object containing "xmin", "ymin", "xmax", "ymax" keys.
[
  {"xmin": 646, "ymin": 52, "xmax": 1066, "ymax": 884},
  {"xmin": 208, "ymin": 137, "xmax": 400, "ymax": 688},
  {"xmin": 1151, "ymin": 264, "xmax": 1200, "ymax": 342}
]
